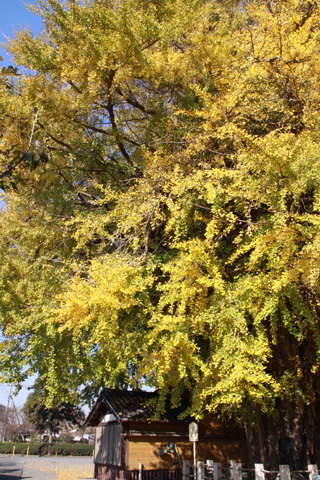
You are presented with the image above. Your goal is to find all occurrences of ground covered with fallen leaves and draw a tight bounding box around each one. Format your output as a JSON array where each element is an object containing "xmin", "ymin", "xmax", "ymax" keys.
[{"xmin": 22, "ymin": 455, "xmax": 94, "ymax": 480}]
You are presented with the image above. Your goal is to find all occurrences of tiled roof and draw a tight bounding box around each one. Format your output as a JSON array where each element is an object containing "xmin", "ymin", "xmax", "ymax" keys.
[{"xmin": 85, "ymin": 389, "xmax": 189, "ymax": 427}]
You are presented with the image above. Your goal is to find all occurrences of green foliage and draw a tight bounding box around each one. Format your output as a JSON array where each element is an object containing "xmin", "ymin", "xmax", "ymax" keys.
[
  {"xmin": 0, "ymin": 442, "xmax": 42, "ymax": 455},
  {"xmin": 0, "ymin": 442, "xmax": 93, "ymax": 456},
  {"xmin": 23, "ymin": 384, "xmax": 85, "ymax": 435},
  {"xmin": 48, "ymin": 442, "xmax": 94, "ymax": 456}
]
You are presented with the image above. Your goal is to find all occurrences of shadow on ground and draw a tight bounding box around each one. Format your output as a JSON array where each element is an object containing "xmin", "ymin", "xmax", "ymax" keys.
[{"xmin": 0, "ymin": 457, "xmax": 25, "ymax": 479}]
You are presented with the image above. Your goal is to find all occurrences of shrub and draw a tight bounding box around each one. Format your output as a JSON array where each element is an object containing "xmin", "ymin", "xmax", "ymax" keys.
[{"xmin": 0, "ymin": 442, "xmax": 94, "ymax": 456}]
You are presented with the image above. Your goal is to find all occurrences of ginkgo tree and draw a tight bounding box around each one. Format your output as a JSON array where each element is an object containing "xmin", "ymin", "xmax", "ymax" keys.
[{"xmin": 1, "ymin": 0, "xmax": 320, "ymax": 467}]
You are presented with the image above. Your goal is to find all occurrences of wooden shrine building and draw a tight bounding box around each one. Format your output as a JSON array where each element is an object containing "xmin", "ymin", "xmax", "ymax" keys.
[{"xmin": 85, "ymin": 389, "xmax": 248, "ymax": 480}]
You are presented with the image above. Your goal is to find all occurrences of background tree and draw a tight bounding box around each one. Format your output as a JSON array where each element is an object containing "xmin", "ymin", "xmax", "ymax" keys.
[
  {"xmin": 22, "ymin": 384, "xmax": 85, "ymax": 441},
  {"xmin": 0, "ymin": 400, "xmax": 30, "ymax": 442},
  {"xmin": 5, "ymin": 409, "xmax": 31, "ymax": 443}
]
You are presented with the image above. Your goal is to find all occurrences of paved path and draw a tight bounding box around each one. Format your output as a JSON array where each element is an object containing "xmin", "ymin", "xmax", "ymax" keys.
[
  {"xmin": 0, "ymin": 457, "xmax": 24, "ymax": 479},
  {"xmin": 0, "ymin": 456, "xmax": 94, "ymax": 480}
]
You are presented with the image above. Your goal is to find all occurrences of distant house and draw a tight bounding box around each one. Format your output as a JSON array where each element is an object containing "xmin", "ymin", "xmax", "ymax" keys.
[{"xmin": 85, "ymin": 389, "xmax": 248, "ymax": 480}]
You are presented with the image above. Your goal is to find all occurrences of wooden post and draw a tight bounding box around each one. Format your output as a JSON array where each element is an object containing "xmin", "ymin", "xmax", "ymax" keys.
[
  {"xmin": 183, "ymin": 460, "xmax": 190, "ymax": 480},
  {"xmin": 207, "ymin": 460, "xmax": 214, "ymax": 477},
  {"xmin": 197, "ymin": 462, "xmax": 204, "ymax": 480},
  {"xmin": 308, "ymin": 465, "xmax": 319, "ymax": 480},
  {"xmin": 207, "ymin": 461, "xmax": 222, "ymax": 480},
  {"xmin": 255, "ymin": 464, "xmax": 265, "ymax": 480},
  {"xmin": 139, "ymin": 463, "xmax": 143, "ymax": 480},
  {"xmin": 230, "ymin": 460, "xmax": 242, "ymax": 480},
  {"xmin": 279, "ymin": 465, "xmax": 291, "ymax": 480},
  {"xmin": 214, "ymin": 462, "xmax": 222, "ymax": 480},
  {"xmin": 230, "ymin": 460, "xmax": 236, "ymax": 480},
  {"xmin": 237, "ymin": 463, "xmax": 242, "ymax": 480},
  {"xmin": 189, "ymin": 422, "xmax": 198, "ymax": 480},
  {"xmin": 207, "ymin": 460, "xmax": 214, "ymax": 480}
]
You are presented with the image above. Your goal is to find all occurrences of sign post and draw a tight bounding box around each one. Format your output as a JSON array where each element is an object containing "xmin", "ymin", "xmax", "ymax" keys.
[{"xmin": 189, "ymin": 422, "xmax": 198, "ymax": 480}]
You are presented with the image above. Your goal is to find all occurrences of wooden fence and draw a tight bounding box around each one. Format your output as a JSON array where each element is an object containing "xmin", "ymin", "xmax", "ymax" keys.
[
  {"xmin": 127, "ymin": 460, "xmax": 319, "ymax": 480},
  {"xmin": 129, "ymin": 467, "xmax": 182, "ymax": 480},
  {"xmin": 182, "ymin": 461, "xmax": 319, "ymax": 480}
]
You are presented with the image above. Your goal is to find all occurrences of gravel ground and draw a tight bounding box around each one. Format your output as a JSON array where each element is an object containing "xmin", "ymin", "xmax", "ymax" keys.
[{"xmin": 0, "ymin": 455, "xmax": 95, "ymax": 480}]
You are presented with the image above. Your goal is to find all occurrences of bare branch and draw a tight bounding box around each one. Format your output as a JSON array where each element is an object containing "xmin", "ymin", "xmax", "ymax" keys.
[{"xmin": 26, "ymin": 107, "xmax": 41, "ymax": 153}]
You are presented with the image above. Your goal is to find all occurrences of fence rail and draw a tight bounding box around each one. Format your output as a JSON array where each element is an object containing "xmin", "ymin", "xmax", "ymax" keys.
[
  {"xmin": 128, "ymin": 466, "xmax": 182, "ymax": 480},
  {"xmin": 182, "ymin": 461, "xmax": 319, "ymax": 480}
]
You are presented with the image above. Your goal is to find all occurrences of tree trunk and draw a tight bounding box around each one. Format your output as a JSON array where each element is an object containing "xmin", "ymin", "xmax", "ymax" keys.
[
  {"xmin": 48, "ymin": 430, "xmax": 52, "ymax": 457},
  {"xmin": 244, "ymin": 403, "xmax": 311, "ymax": 469}
]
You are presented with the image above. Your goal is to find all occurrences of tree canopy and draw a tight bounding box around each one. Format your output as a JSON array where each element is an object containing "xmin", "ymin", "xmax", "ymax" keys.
[
  {"xmin": 1, "ymin": 0, "xmax": 320, "ymax": 467},
  {"xmin": 22, "ymin": 383, "xmax": 84, "ymax": 435}
]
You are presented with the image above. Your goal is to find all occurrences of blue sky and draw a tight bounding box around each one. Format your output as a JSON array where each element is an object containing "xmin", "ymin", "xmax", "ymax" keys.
[
  {"xmin": 0, "ymin": 1, "xmax": 43, "ymax": 407},
  {"xmin": 0, "ymin": 380, "xmax": 36, "ymax": 411},
  {"xmin": 0, "ymin": 0, "xmax": 43, "ymax": 67}
]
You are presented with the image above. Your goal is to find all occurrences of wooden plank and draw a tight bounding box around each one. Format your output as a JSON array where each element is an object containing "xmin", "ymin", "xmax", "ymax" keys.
[
  {"xmin": 108, "ymin": 424, "xmax": 115, "ymax": 464},
  {"xmin": 95, "ymin": 426, "xmax": 103, "ymax": 464},
  {"xmin": 100, "ymin": 425, "xmax": 109, "ymax": 464},
  {"xmin": 114, "ymin": 423, "xmax": 122, "ymax": 466}
]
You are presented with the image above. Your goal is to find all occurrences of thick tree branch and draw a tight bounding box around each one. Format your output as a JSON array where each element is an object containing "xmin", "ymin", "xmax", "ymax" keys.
[
  {"xmin": 37, "ymin": 122, "xmax": 73, "ymax": 150},
  {"xmin": 115, "ymin": 86, "xmax": 156, "ymax": 115}
]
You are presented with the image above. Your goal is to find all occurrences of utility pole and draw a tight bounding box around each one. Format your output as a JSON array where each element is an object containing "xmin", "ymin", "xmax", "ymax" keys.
[{"xmin": 1, "ymin": 385, "xmax": 12, "ymax": 442}]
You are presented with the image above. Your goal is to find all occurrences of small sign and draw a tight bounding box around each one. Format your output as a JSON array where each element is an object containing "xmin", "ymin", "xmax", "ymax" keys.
[{"xmin": 189, "ymin": 422, "xmax": 198, "ymax": 442}]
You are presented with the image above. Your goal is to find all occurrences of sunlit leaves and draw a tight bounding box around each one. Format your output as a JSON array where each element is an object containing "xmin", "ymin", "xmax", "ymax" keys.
[{"xmin": 1, "ymin": 1, "xmax": 320, "ymax": 428}]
